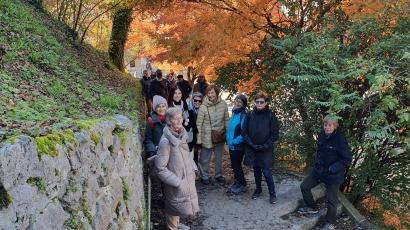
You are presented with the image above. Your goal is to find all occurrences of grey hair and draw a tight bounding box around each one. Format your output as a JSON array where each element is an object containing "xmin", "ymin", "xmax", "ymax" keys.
[
  {"xmin": 165, "ymin": 107, "xmax": 182, "ymax": 123},
  {"xmin": 192, "ymin": 92, "xmax": 203, "ymax": 99}
]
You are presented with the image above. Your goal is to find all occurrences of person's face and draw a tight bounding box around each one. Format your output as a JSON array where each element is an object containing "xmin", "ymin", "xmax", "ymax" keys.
[
  {"xmin": 143, "ymin": 70, "xmax": 148, "ymax": 77},
  {"xmin": 324, "ymin": 121, "xmax": 337, "ymax": 135},
  {"xmin": 167, "ymin": 74, "xmax": 173, "ymax": 80},
  {"xmin": 177, "ymin": 77, "xmax": 183, "ymax": 82},
  {"xmin": 233, "ymin": 98, "xmax": 243, "ymax": 109},
  {"xmin": 173, "ymin": 89, "xmax": 182, "ymax": 102},
  {"xmin": 155, "ymin": 103, "xmax": 167, "ymax": 116},
  {"xmin": 255, "ymin": 98, "xmax": 266, "ymax": 110},
  {"xmin": 207, "ymin": 89, "xmax": 217, "ymax": 102},
  {"xmin": 198, "ymin": 76, "xmax": 204, "ymax": 83},
  {"xmin": 170, "ymin": 113, "xmax": 183, "ymax": 131},
  {"xmin": 193, "ymin": 96, "xmax": 202, "ymax": 109}
]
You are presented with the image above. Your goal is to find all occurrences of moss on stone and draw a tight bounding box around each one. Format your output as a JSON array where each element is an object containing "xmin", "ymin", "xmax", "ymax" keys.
[
  {"xmin": 63, "ymin": 210, "xmax": 83, "ymax": 230},
  {"xmin": 0, "ymin": 183, "xmax": 12, "ymax": 210},
  {"xmin": 26, "ymin": 177, "xmax": 46, "ymax": 193},
  {"xmin": 121, "ymin": 177, "xmax": 130, "ymax": 202},
  {"xmin": 35, "ymin": 130, "xmax": 63, "ymax": 159},
  {"xmin": 113, "ymin": 128, "xmax": 129, "ymax": 145},
  {"xmin": 90, "ymin": 132, "xmax": 100, "ymax": 145},
  {"xmin": 61, "ymin": 129, "xmax": 77, "ymax": 145},
  {"xmin": 73, "ymin": 117, "xmax": 111, "ymax": 130},
  {"xmin": 5, "ymin": 135, "xmax": 22, "ymax": 144},
  {"xmin": 80, "ymin": 198, "xmax": 93, "ymax": 225}
]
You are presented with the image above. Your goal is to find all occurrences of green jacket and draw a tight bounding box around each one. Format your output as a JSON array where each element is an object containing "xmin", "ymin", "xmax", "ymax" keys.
[{"xmin": 196, "ymin": 96, "xmax": 229, "ymax": 148}]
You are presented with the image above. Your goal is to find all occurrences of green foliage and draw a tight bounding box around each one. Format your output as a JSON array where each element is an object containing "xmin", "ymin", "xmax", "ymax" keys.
[
  {"xmin": 63, "ymin": 211, "xmax": 83, "ymax": 230},
  {"xmin": 113, "ymin": 127, "xmax": 129, "ymax": 145},
  {"xmin": 80, "ymin": 198, "xmax": 93, "ymax": 225},
  {"xmin": 35, "ymin": 129, "xmax": 77, "ymax": 159},
  {"xmin": 26, "ymin": 177, "xmax": 46, "ymax": 193},
  {"xmin": 0, "ymin": 0, "xmax": 142, "ymax": 140},
  {"xmin": 121, "ymin": 177, "xmax": 130, "ymax": 202},
  {"xmin": 216, "ymin": 16, "xmax": 410, "ymax": 214}
]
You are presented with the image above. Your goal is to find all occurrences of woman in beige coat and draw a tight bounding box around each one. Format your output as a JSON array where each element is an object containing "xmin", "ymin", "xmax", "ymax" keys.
[
  {"xmin": 155, "ymin": 107, "xmax": 200, "ymax": 230},
  {"xmin": 196, "ymin": 85, "xmax": 229, "ymax": 185}
]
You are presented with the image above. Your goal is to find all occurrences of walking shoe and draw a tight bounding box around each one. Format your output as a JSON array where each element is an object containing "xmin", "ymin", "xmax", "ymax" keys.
[
  {"xmin": 252, "ymin": 189, "xmax": 262, "ymax": 199},
  {"xmin": 297, "ymin": 206, "xmax": 319, "ymax": 214},
  {"xmin": 231, "ymin": 184, "xmax": 247, "ymax": 194},
  {"xmin": 200, "ymin": 178, "xmax": 210, "ymax": 185},
  {"xmin": 226, "ymin": 181, "xmax": 240, "ymax": 193},
  {"xmin": 178, "ymin": 223, "xmax": 190, "ymax": 230},
  {"xmin": 269, "ymin": 194, "xmax": 277, "ymax": 204},
  {"xmin": 214, "ymin": 176, "xmax": 225, "ymax": 183},
  {"xmin": 321, "ymin": 223, "xmax": 336, "ymax": 230}
]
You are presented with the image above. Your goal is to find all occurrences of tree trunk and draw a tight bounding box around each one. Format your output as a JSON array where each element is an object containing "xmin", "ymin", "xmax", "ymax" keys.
[{"xmin": 108, "ymin": 7, "xmax": 133, "ymax": 72}]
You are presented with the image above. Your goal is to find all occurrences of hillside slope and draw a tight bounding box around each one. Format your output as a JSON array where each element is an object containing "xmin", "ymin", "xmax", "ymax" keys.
[{"xmin": 0, "ymin": 0, "xmax": 142, "ymax": 141}]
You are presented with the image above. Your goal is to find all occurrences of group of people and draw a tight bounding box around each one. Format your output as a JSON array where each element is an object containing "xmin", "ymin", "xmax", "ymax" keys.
[{"xmin": 141, "ymin": 70, "xmax": 352, "ymax": 230}]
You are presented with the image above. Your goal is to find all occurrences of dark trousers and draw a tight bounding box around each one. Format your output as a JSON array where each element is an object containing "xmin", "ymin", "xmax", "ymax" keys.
[
  {"xmin": 229, "ymin": 150, "xmax": 246, "ymax": 186},
  {"xmin": 253, "ymin": 165, "xmax": 276, "ymax": 195},
  {"xmin": 193, "ymin": 144, "xmax": 201, "ymax": 166},
  {"xmin": 300, "ymin": 173, "xmax": 340, "ymax": 223}
]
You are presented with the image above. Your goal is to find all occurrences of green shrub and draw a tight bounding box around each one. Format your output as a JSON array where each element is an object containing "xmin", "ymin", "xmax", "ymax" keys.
[{"xmin": 26, "ymin": 177, "xmax": 46, "ymax": 193}]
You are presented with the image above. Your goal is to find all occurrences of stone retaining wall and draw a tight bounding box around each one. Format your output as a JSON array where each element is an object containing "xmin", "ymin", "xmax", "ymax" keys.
[{"xmin": 0, "ymin": 115, "xmax": 145, "ymax": 229}]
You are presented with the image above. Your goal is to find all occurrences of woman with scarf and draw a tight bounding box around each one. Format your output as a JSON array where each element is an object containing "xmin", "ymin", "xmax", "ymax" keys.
[
  {"xmin": 155, "ymin": 107, "xmax": 200, "ymax": 230},
  {"xmin": 167, "ymin": 86, "xmax": 190, "ymax": 129}
]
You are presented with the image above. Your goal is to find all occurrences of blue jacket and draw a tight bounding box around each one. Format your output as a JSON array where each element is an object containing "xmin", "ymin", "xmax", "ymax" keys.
[
  {"xmin": 226, "ymin": 108, "xmax": 246, "ymax": 151},
  {"xmin": 313, "ymin": 129, "xmax": 352, "ymax": 185}
]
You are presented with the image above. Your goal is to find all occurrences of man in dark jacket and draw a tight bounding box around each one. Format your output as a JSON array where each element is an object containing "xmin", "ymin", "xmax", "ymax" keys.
[
  {"xmin": 140, "ymin": 70, "xmax": 152, "ymax": 115},
  {"xmin": 149, "ymin": 69, "xmax": 166, "ymax": 99},
  {"xmin": 298, "ymin": 115, "xmax": 352, "ymax": 230},
  {"xmin": 242, "ymin": 92, "xmax": 279, "ymax": 204},
  {"xmin": 193, "ymin": 74, "xmax": 208, "ymax": 95},
  {"xmin": 177, "ymin": 74, "xmax": 192, "ymax": 99}
]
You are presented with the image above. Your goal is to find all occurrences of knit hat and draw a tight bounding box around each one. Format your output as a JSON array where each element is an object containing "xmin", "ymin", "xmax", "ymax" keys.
[
  {"xmin": 152, "ymin": 95, "xmax": 168, "ymax": 110},
  {"xmin": 235, "ymin": 94, "xmax": 247, "ymax": 107}
]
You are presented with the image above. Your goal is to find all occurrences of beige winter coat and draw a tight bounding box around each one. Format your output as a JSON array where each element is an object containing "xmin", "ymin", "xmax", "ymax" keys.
[
  {"xmin": 196, "ymin": 96, "xmax": 229, "ymax": 149},
  {"xmin": 155, "ymin": 125, "xmax": 200, "ymax": 217}
]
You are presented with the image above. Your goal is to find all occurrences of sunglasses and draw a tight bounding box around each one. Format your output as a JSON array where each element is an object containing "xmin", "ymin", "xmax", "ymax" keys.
[
  {"xmin": 193, "ymin": 99, "xmax": 202, "ymax": 103},
  {"xmin": 255, "ymin": 100, "xmax": 265, "ymax": 104}
]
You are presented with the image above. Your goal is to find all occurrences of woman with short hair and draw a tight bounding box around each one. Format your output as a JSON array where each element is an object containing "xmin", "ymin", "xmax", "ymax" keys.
[
  {"xmin": 196, "ymin": 85, "xmax": 229, "ymax": 184},
  {"xmin": 242, "ymin": 92, "xmax": 279, "ymax": 204},
  {"xmin": 155, "ymin": 107, "xmax": 200, "ymax": 230}
]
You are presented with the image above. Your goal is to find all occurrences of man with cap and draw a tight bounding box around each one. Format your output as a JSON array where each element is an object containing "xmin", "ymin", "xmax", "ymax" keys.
[{"xmin": 226, "ymin": 94, "xmax": 248, "ymax": 194}]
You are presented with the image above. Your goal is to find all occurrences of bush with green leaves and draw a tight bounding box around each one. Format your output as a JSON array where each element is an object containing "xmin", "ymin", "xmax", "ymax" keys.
[{"xmin": 216, "ymin": 16, "xmax": 410, "ymax": 215}]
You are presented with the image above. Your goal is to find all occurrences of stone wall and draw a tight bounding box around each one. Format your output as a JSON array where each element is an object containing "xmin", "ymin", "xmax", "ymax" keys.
[{"xmin": 0, "ymin": 115, "xmax": 145, "ymax": 229}]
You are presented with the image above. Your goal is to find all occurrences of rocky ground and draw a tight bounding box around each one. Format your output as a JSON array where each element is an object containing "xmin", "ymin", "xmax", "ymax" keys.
[{"xmin": 148, "ymin": 151, "xmax": 363, "ymax": 230}]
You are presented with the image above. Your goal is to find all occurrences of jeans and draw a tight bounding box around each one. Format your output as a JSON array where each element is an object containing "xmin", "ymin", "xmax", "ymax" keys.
[
  {"xmin": 198, "ymin": 143, "xmax": 224, "ymax": 180},
  {"xmin": 229, "ymin": 150, "xmax": 246, "ymax": 186},
  {"xmin": 253, "ymin": 165, "xmax": 276, "ymax": 195},
  {"xmin": 300, "ymin": 173, "xmax": 340, "ymax": 223}
]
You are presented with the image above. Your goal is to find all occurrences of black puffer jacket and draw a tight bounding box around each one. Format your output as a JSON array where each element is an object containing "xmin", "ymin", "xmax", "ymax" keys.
[
  {"xmin": 313, "ymin": 129, "xmax": 352, "ymax": 185},
  {"xmin": 242, "ymin": 107, "xmax": 279, "ymax": 168}
]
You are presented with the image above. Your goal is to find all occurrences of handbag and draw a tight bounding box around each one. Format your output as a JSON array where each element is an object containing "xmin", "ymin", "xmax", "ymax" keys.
[{"xmin": 207, "ymin": 106, "xmax": 226, "ymax": 144}]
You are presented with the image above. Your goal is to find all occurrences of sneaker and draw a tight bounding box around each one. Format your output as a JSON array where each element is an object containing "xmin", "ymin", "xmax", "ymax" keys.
[
  {"xmin": 178, "ymin": 223, "xmax": 190, "ymax": 230},
  {"xmin": 321, "ymin": 223, "xmax": 336, "ymax": 230},
  {"xmin": 214, "ymin": 176, "xmax": 225, "ymax": 183},
  {"xmin": 231, "ymin": 184, "xmax": 247, "ymax": 194},
  {"xmin": 297, "ymin": 207, "xmax": 319, "ymax": 214},
  {"xmin": 226, "ymin": 181, "xmax": 240, "ymax": 193},
  {"xmin": 252, "ymin": 189, "xmax": 262, "ymax": 199},
  {"xmin": 200, "ymin": 178, "xmax": 210, "ymax": 185},
  {"xmin": 269, "ymin": 194, "xmax": 277, "ymax": 204}
]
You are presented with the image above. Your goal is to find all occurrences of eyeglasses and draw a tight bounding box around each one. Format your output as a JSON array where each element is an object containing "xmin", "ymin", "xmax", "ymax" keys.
[
  {"xmin": 255, "ymin": 100, "xmax": 265, "ymax": 104},
  {"xmin": 193, "ymin": 99, "xmax": 202, "ymax": 103}
]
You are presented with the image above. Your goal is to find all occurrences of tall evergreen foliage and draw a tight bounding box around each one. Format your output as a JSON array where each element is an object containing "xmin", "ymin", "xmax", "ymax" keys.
[{"xmin": 216, "ymin": 16, "xmax": 410, "ymax": 213}]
